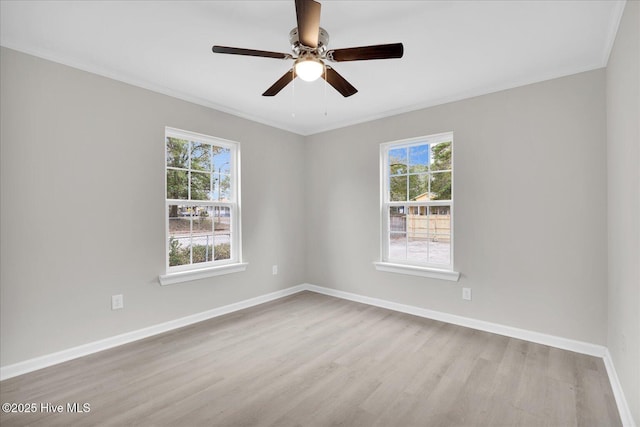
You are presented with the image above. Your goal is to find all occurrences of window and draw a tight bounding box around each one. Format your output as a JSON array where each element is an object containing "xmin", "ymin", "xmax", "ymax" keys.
[
  {"xmin": 377, "ymin": 132, "xmax": 458, "ymax": 280},
  {"xmin": 161, "ymin": 128, "xmax": 243, "ymax": 284}
]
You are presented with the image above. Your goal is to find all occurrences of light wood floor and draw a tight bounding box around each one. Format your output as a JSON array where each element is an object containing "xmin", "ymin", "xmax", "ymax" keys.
[{"xmin": 0, "ymin": 291, "xmax": 621, "ymax": 426}]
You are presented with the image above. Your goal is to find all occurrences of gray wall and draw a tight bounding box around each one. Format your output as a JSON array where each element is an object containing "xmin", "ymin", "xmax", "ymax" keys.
[
  {"xmin": 606, "ymin": 1, "xmax": 640, "ymax": 423},
  {"xmin": 0, "ymin": 33, "xmax": 631, "ymax": 421},
  {"xmin": 0, "ymin": 47, "xmax": 307, "ymax": 366},
  {"xmin": 305, "ymin": 69, "xmax": 608, "ymax": 346}
]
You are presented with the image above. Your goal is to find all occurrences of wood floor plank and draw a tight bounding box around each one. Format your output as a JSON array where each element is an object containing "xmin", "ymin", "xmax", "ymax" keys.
[
  {"xmin": 514, "ymin": 342, "xmax": 551, "ymax": 416},
  {"xmin": 0, "ymin": 291, "xmax": 622, "ymax": 426},
  {"xmin": 544, "ymin": 376, "xmax": 578, "ymax": 426}
]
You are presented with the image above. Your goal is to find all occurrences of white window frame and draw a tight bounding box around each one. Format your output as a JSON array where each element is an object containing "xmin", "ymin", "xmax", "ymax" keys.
[
  {"xmin": 159, "ymin": 127, "xmax": 246, "ymax": 285},
  {"xmin": 375, "ymin": 132, "xmax": 460, "ymax": 281}
]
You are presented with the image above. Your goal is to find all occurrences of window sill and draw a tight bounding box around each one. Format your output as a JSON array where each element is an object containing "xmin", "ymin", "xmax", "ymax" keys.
[
  {"xmin": 373, "ymin": 262, "xmax": 460, "ymax": 282},
  {"xmin": 159, "ymin": 262, "xmax": 248, "ymax": 286}
]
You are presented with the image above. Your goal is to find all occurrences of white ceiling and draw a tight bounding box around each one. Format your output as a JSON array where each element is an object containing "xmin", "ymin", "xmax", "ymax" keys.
[{"xmin": 0, "ymin": 1, "xmax": 626, "ymax": 135}]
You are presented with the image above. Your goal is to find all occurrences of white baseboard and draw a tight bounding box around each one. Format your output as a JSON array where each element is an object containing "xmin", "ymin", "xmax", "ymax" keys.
[
  {"xmin": 303, "ymin": 284, "xmax": 606, "ymax": 357},
  {"xmin": 603, "ymin": 349, "xmax": 636, "ymax": 427},
  {"xmin": 0, "ymin": 284, "xmax": 306, "ymax": 381},
  {"xmin": 1, "ymin": 282, "xmax": 633, "ymax": 427}
]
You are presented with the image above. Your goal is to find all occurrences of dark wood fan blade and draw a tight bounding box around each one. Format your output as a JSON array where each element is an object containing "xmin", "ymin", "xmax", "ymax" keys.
[
  {"xmin": 262, "ymin": 69, "xmax": 297, "ymax": 96},
  {"xmin": 327, "ymin": 43, "xmax": 404, "ymax": 62},
  {"xmin": 323, "ymin": 67, "xmax": 357, "ymax": 97},
  {"xmin": 295, "ymin": 0, "xmax": 321, "ymax": 48},
  {"xmin": 212, "ymin": 45, "xmax": 290, "ymax": 59}
]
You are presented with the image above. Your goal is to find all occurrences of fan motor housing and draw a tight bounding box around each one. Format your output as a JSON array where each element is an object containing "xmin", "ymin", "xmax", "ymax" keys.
[{"xmin": 289, "ymin": 27, "xmax": 329, "ymax": 56}]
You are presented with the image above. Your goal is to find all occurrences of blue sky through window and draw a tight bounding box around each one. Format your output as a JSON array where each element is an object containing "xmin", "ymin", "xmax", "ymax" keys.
[
  {"xmin": 213, "ymin": 148, "xmax": 231, "ymax": 174},
  {"xmin": 389, "ymin": 144, "xmax": 430, "ymax": 175},
  {"xmin": 409, "ymin": 144, "xmax": 430, "ymax": 171}
]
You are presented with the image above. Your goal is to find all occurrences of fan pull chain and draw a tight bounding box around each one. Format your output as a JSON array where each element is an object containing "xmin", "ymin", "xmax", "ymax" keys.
[
  {"xmin": 291, "ymin": 68, "xmax": 296, "ymax": 118},
  {"xmin": 323, "ymin": 64, "xmax": 328, "ymax": 116}
]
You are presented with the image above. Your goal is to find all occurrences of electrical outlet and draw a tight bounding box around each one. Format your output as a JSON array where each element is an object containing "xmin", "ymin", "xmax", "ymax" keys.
[
  {"xmin": 111, "ymin": 294, "xmax": 124, "ymax": 310},
  {"xmin": 462, "ymin": 288, "xmax": 472, "ymax": 301},
  {"xmin": 272, "ymin": 265, "xmax": 278, "ymax": 275}
]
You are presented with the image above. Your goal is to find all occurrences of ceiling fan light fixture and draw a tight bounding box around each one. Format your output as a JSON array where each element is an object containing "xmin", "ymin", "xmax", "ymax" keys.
[
  {"xmin": 211, "ymin": 0, "xmax": 403, "ymax": 97},
  {"xmin": 295, "ymin": 57, "xmax": 323, "ymax": 82}
]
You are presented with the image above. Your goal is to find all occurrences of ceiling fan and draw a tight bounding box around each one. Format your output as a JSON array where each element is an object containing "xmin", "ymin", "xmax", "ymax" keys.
[{"xmin": 212, "ymin": 0, "xmax": 404, "ymax": 98}]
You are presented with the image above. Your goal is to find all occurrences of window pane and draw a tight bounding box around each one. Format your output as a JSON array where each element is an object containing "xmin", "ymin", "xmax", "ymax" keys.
[
  {"xmin": 214, "ymin": 206, "xmax": 231, "ymax": 261},
  {"xmin": 389, "ymin": 233, "xmax": 407, "ymax": 259},
  {"xmin": 389, "ymin": 206, "xmax": 406, "ymax": 233},
  {"xmin": 168, "ymin": 204, "xmax": 191, "ymax": 266},
  {"xmin": 428, "ymin": 206, "xmax": 451, "ymax": 236},
  {"xmin": 407, "ymin": 204, "xmax": 429, "ymax": 262},
  {"xmin": 429, "ymin": 236, "xmax": 450, "ymax": 265},
  {"xmin": 166, "ymin": 138, "xmax": 189, "ymax": 168},
  {"xmin": 214, "ymin": 173, "xmax": 231, "ymax": 202},
  {"xmin": 390, "ymin": 176, "xmax": 407, "ymax": 201},
  {"xmin": 213, "ymin": 147, "xmax": 231, "ymax": 174},
  {"xmin": 193, "ymin": 212, "xmax": 213, "ymax": 233},
  {"xmin": 407, "ymin": 234, "xmax": 429, "ymax": 262},
  {"xmin": 407, "ymin": 209, "xmax": 428, "ymax": 235},
  {"xmin": 169, "ymin": 205, "xmax": 193, "ymax": 232},
  {"xmin": 191, "ymin": 171, "xmax": 211, "ymax": 200},
  {"xmin": 167, "ymin": 170, "xmax": 188, "ymax": 199},
  {"xmin": 191, "ymin": 142, "xmax": 211, "ymax": 172},
  {"xmin": 430, "ymin": 171, "xmax": 451, "ymax": 200},
  {"xmin": 408, "ymin": 173, "xmax": 428, "ymax": 201},
  {"xmin": 192, "ymin": 233, "xmax": 214, "ymax": 263},
  {"xmin": 409, "ymin": 144, "xmax": 429, "ymax": 173},
  {"xmin": 427, "ymin": 206, "xmax": 451, "ymax": 265},
  {"xmin": 214, "ymin": 206, "xmax": 231, "ymax": 234},
  {"xmin": 214, "ymin": 235, "xmax": 231, "ymax": 260},
  {"xmin": 193, "ymin": 241, "xmax": 213, "ymax": 264},
  {"xmin": 388, "ymin": 205, "xmax": 407, "ymax": 259},
  {"xmin": 388, "ymin": 147, "xmax": 407, "ymax": 175},
  {"xmin": 430, "ymin": 141, "xmax": 452, "ymax": 171}
]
